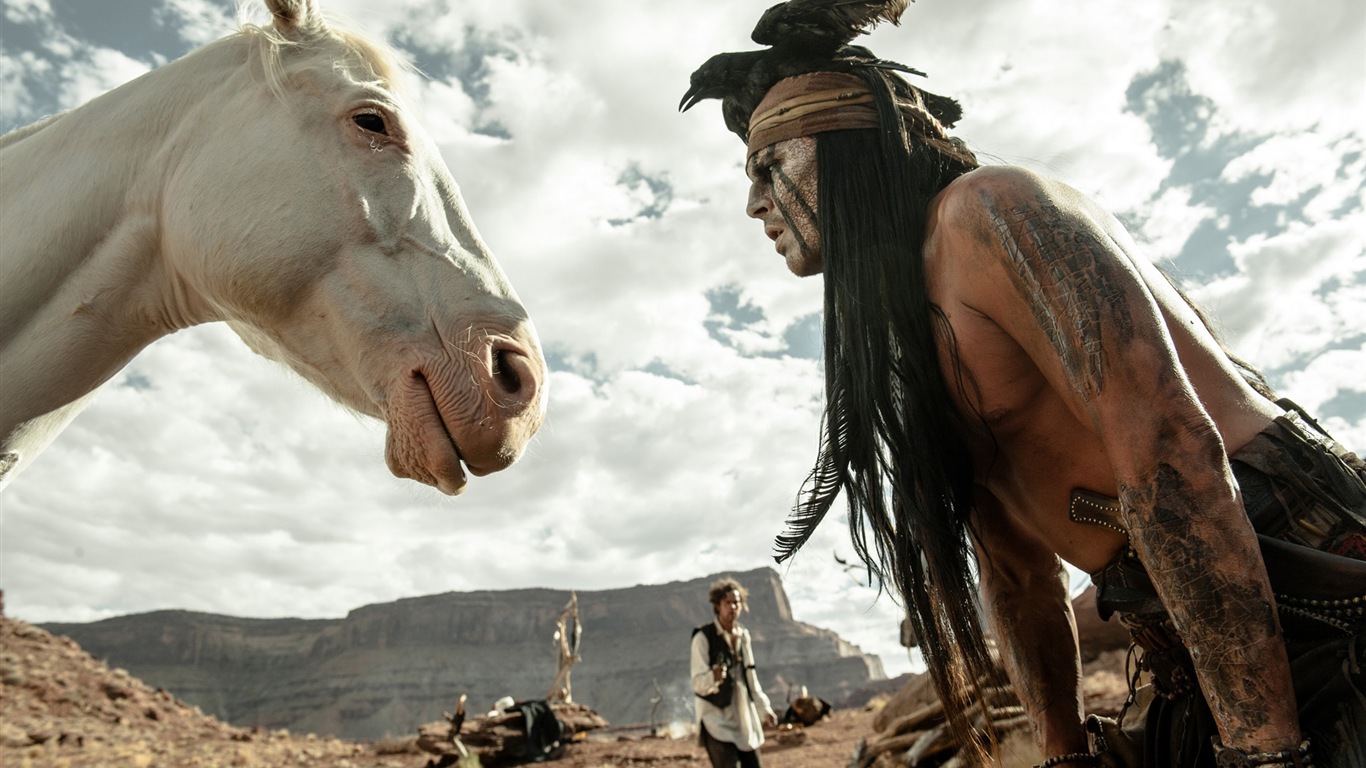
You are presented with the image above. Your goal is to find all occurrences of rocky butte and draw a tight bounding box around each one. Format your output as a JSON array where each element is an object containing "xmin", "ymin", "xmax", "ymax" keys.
[{"xmin": 42, "ymin": 567, "xmax": 886, "ymax": 741}]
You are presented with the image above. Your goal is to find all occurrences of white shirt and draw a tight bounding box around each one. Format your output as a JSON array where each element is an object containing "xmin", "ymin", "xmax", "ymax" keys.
[{"xmin": 690, "ymin": 620, "xmax": 775, "ymax": 752}]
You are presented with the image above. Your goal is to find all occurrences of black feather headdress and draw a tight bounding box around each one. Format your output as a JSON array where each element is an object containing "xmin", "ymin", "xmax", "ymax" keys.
[{"xmin": 679, "ymin": 0, "xmax": 961, "ymax": 144}]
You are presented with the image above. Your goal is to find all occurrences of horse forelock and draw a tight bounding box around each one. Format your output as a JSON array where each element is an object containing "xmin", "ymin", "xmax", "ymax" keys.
[{"xmin": 237, "ymin": 9, "xmax": 414, "ymax": 105}]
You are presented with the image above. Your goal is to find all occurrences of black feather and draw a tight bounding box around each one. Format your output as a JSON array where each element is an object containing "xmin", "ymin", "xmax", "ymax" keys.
[
  {"xmin": 752, "ymin": 0, "xmax": 909, "ymax": 51},
  {"xmin": 680, "ymin": 0, "xmax": 935, "ymax": 143},
  {"xmin": 774, "ymin": 380, "xmax": 853, "ymax": 559}
]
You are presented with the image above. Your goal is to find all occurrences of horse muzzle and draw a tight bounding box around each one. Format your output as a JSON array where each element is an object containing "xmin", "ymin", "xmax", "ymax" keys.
[{"xmin": 382, "ymin": 327, "xmax": 546, "ymax": 495}]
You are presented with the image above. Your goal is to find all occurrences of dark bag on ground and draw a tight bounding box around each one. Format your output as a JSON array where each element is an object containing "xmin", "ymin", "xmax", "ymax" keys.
[
  {"xmin": 782, "ymin": 694, "xmax": 831, "ymax": 726},
  {"xmin": 503, "ymin": 699, "xmax": 565, "ymax": 764}
]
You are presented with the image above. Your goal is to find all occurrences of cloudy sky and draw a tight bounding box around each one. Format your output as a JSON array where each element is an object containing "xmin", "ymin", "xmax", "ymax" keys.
[{"xmin": 1, "ymin": 0, "xmax": 1362, "ymax": 682}]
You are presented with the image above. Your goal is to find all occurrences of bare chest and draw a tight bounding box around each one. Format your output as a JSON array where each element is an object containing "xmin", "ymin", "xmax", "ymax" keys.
[{"xmin": 940, "ymin": 309, "xmax": 1129, "ymax": 569}]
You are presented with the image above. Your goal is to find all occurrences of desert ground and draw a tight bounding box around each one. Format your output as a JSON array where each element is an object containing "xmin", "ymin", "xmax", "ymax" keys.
[
  {"xmin": 2, "ymin": 604, "xmax": 885, "ymax": 765},
  {"xmin": 0, "ymin": 612, "xmax": 901, "ymax": 767},
  {"xmin": 3, "ymin": 610, "xmax": 1128, "ymax": 767}
]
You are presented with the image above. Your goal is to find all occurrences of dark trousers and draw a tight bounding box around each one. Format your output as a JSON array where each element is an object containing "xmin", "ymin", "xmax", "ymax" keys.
[{"xmin": 700, "ymin": 722, "xmax": 762, "ymax": 768}]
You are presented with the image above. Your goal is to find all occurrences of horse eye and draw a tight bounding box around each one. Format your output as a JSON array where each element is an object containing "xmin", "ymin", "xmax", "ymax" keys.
[{"xmin": 353, "ymin": 112, "xmax": 387, "ymax": 135}]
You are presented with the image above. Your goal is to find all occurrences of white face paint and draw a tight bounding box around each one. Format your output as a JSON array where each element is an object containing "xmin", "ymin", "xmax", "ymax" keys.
[{"xmin": 745, "ymin": 136, "xmax": 821, "ymax": 277}]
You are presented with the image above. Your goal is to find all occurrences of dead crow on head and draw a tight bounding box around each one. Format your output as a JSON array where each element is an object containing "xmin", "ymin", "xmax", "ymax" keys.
[
  {"xmin": 680, "ymin": 0, "xmax": 939, "ymax": 142},
  {"xmin": 750, "ymin": 0, "xmax": 909, "ymax": 49}
]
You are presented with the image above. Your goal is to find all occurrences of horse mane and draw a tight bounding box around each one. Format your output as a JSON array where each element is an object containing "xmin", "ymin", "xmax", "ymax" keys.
[
  {"xmin": 0, "ymin": 111, "xmax": 69, "ymax": 151},
  {"xmin": 236, "ymin": 7, "xmax": 415, "ymax": 102}
]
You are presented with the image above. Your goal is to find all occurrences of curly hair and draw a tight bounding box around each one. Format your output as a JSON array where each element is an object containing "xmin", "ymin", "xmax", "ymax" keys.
[{"xmin": 707, "ymin": 578, "xmax": 749, "ymax": 614}]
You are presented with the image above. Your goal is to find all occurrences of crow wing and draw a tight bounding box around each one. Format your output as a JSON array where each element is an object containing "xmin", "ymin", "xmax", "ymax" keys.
[{"xmin": 751, "ymin": 0, "xmax": 910, "ymax": 52}]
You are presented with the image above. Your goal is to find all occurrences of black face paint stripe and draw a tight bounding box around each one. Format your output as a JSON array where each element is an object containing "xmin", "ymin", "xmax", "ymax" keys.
[{"xmin": 773, "ymin": 164, "xmax": 816, "ymax": 255}]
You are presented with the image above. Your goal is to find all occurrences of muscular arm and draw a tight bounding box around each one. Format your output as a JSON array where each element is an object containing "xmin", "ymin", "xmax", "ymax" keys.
[
  {"xmin": 948, "ymin": 167, "xmax": 1299, "ymax": 753},
  {"xmin": 973, "ymin": 491, "xmax": 1088, "ymax": 758}
]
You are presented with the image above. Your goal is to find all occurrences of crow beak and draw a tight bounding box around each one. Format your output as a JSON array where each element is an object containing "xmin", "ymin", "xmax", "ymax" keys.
[{"xmin": 679, "ymin": 86, "xmax": 703, "ymax": 113}]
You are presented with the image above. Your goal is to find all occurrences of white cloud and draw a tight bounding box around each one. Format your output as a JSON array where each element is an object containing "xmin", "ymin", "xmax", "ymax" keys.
[
  {"xmin": 0, "ymin": 52, "xmax": 46, "ymax": 126},
  {"xmin": 1278, "ymin": 345, "xmax": 1366, "ymax": 413},
  {"xmin": 56, "ymin": 48, "xmax": 150, "ymax": 107},
  {"xmin": 1162, "ymin": 1, "xmax": 1365, "ymax": 139},
  {"xmin": 1195, "ymin": 214, "xmax": 1366, "ymax": 368},
  {"xmin": 157, "ymin": 0, "xmax": 236, "ymax": 46},
  {"xmin": 1129, "ymin": 185, "xmax": 1216, "ymax": 263},
  {"xmin": 3, "ymin": 0, "xmax": 52, "ymax": 25},
  {"xmin": 1223, "ymin": 132, "xmax": 1364, "ymax": 212}
]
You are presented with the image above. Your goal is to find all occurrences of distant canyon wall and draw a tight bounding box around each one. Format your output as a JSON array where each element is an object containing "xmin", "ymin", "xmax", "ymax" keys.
[{"xmin": 43, "ymin": 567, "xmax": 886, "ymax": 741}]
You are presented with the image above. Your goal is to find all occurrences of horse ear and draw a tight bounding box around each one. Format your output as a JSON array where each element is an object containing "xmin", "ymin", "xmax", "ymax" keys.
[{"xmin": 265, "ymin": 0, "xmax": 322, "ymax": 38}]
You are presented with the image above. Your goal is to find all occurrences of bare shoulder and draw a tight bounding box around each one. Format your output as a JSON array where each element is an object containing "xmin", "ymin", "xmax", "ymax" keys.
[
  {"xmin": 930, "ymin": 165, "xmax": 1110, "ymax": 238},
  {"xmin": 941, "ymin": 163, "xmax": 1053, "ymax": 199},
  {"xmin": 924, "ymin": 167, "xmax": 1044, "ymax": 298},
  {"xmin": 925, "ymin": 165, "xmax": 1136, "ymax": 289}
]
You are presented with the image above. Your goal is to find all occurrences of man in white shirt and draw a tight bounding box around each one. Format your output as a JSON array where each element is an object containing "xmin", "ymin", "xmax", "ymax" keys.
[{"xmin": 691, "ymin": 578, "xmax": 779, "ymax": 768}]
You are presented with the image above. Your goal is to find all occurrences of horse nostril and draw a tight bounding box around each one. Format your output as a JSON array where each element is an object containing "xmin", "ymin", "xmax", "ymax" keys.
[
  {"xmin": 487, "ymin": 340, "xmax": 543, "ymax": 419},
  {"xmin": 491, "ymin": 348, "xmax": 522, "ymax": 396}
]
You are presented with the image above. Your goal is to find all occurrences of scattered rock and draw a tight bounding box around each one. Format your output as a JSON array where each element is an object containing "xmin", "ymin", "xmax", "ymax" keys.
[{"xmin": 0, "ymin": 614, "xmax": 413, "ymax": 767}]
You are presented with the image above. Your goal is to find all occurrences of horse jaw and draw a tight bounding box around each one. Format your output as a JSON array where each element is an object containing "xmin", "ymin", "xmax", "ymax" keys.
[{"xmin": 228, "ymin": 316, "xmax": 546, "ymax": 497}]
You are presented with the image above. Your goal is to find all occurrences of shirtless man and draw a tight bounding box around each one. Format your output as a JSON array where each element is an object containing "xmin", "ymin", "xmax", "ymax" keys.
[{"xmin": 682, "ymin": 4, "xmax": 1365, "ymax": 767}]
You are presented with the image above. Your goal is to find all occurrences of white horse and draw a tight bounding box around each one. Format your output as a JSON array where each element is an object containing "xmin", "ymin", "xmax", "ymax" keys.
[{"xmin": 0, "ymin": 0, "xmax": 546, "ymax": 496}]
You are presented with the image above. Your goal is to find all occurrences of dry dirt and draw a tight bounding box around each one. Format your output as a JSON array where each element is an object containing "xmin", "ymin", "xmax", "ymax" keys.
[
  {"xmin": 2, "ymin": 612, "xmax": 1129, "ymax": 768},
  {"xmin": 0, "ymin": 613, "xmax": 891, "ymax": 767}
]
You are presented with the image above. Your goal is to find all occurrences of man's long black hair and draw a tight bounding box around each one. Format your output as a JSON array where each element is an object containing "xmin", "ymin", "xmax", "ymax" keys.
[{"xmin": 771, "ymin": 69, "xmax": 1001, "ymax": 759}]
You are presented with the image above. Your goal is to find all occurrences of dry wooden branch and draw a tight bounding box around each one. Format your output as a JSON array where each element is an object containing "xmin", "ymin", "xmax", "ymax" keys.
[
  {"xmin": 880, "ymin": 700, "xmax": 945, "ymax": 738},
  {"xmin": 857, "ymin": 729, "xmax": 927, "ymax": 766},
  {"xmin": 903, "ymin": 722, "xmax": 953, "ymax": 765},
  {"xmin": 864, "ymin": 698, "xmax": 1031, "ymax": 766}
]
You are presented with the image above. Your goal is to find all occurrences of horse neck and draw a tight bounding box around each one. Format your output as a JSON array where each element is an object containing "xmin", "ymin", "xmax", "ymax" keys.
[
  {"xmin": 0, "ymin": 35, "xmax": 252, "ymax": 472},
  {"xmin": 1, "ymin": 35, "xmax": 254, "ymax": 324}
]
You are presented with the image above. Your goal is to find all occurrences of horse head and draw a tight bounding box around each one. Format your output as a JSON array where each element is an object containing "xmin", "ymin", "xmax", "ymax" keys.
[
  {"xmin": 0, "ymin": 0, "xmax": 546, "ymax": 495},
  {"xmin": 212, "ymin": 0, "xmax": 548, "ymax": 494}
]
